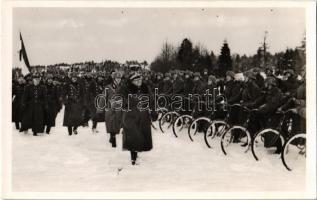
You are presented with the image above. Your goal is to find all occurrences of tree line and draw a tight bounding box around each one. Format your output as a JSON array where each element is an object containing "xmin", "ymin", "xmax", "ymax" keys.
[{"xmin": 150, "ymin": 37, "xmax": 306, "ymax": 77}]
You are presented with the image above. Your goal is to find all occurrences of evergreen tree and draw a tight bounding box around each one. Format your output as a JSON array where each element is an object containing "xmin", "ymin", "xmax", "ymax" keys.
[
  {"xmin": 217, "ymin": 40, "xmax": 232, "ymax": 77},
  {"xmin": 176, "ymin": 38, "xmax": 194, "ymax": 70}
]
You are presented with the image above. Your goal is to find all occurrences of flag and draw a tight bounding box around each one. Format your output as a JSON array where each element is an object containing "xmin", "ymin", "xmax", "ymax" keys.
[{"xmin": 19, "ymin": 32, "xmax": 31, "ymax": 75}]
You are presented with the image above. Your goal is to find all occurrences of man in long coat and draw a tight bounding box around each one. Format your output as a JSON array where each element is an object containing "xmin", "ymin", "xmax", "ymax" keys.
[
  {"xmin": 12, "ymin": 76, "xmax": 25, "ymax": 131},
  {"xmin": 120, "ymin": 73, "xmax": 154, "ymax": 165},
  {"xmin": 88, "ymin": 75, "xmax": 106, "ymax": 133},
  {"xmin": 44, "ymin": 74, "xmax": 61, "ymax": 134},
  {"xmin": 104, "ymin": 71, "xmax": 123, "ymax": 147},
  {"xmin": 63, "ymin": 73, "xmax": 84, "ymax": 136},
  {"xmin": 21, "ymin": 74, "xmax": 47, "ymax": 136}
]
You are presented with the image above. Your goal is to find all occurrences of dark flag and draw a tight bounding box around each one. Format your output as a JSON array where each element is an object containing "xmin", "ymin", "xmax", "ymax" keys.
[{"xmin": 19, "ymin": 32, "xmax": 31, "ymax": 75}]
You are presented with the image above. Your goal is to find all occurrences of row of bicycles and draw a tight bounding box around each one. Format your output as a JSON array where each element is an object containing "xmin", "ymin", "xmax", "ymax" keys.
[{"xmin": 152, "ymin": 102, "xmax": 306, "ymax": 171}]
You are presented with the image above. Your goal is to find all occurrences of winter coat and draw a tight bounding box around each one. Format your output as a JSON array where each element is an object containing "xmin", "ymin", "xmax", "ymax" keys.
[
  {"xmin": 225, "ymin": 80, "xmax": 243, "ymax": 104},
  {"xmin": 104, "ymin": 82, "xmax": 123, "ymax": 134},
  {"xmin": 172, "ymin": 78, "xmax": 184, "ymax": 94},
  {"xmin": 63, "ymin": 81, "xmax": 85, "ymax": 127},
  {"xmin": 44, "ymin": 83, "xmax": 61, "ymax": 127},
  {"xmin": 281, "ymin": 76, "xmax": 299, "ymax": 94},
  {"xmin": 192, "ymin": 80, "xmax": 208, "ymax": 95},
  {"xmin": 21, "ymin": 84, "xmax": 47, "ymax": 133},
  {"xmin": 183, "ymin": 78, "xmax": 194, "ymax": 95},
  {"xmin": 121, "ymin": 82, "xmax": 153, "ymax": 152},
  {"xmin": 12, "ymin": 82, "xmax": 25, "ymax": 123},
  {"xmin": 162, "ymin": 80, "xmax": 173, "ymax": 95},
  {"xmin": 241, "ymin": 79, "xmax": 261, "ymax": 106},
  {"xmin": 295, "ymin": 82, "xmax": 306, "ymax": 119},
  {"xmin": 255, "ymin": 73, "xmax": 265, "ymax": 89},
  {"xmin": 253, "ymin": 86, "xmax": 284, "ymax": 114},
  {"xmin": 88, "ymin": 80, "xmax": 106, "ymax": 122}
]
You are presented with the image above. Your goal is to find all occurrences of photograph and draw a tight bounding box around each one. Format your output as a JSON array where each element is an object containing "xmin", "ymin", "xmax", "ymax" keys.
[{"xmin": 1, "ymin": 0, "xmax": 316, "ymax": 199}]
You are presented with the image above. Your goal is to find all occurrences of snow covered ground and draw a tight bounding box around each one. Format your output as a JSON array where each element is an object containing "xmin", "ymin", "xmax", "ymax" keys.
[{"xmin": 12, "ymin": 107, "xmax": 306, "ymax": 192}]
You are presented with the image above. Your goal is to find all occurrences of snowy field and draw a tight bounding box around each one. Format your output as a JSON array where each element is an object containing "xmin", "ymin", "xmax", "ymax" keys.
[{"xmin": 12, "ymin": 107, "xmax": 306, "ymax": 192}]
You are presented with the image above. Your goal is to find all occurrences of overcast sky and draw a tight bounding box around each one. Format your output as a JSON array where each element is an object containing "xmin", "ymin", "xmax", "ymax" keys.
[{"xmin": 13, "ymin": 7, "xmax": 305, "ymax": 66}]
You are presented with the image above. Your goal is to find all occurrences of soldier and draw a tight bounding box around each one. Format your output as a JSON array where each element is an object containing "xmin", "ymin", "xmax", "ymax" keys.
[
  {"xmin": 89, "ymin": 75, "xmax": 106, "ymax": 133},
  {"xmin": 241, "ymin": 71, "xmax": 261, "ymax": 107},
  {"xmin": 63, "ymin": 73, "xmax": 85, "ymax": 136},
  {"xmin": 252, "ymin": 67, "xmax": 265, "ymax": 89},
  {"xmin": 255, "ymin": 77, "xmax": 284, "ymax": 152},
  {"xmin": 12, "ymin": 76, "xmax": 26, "ymax": 130},
  {"xmin": 162, "ymin": 73, "xmax": 173, "ymax": 95},
  {"xmin": 183, "ymin": 72, "xmax": 194, "ymax": 95},
  {"xmin": 224, "ymin": 71, "xmax": 243, "ymax": 104},
  {"xmin": 202, "ymin": 68, "xmax": 209, "ymax": 82},
  {"xmin": 104, "ymin": 71, "xmax": 123, "ymax": 147},
  {"xmin": 21, "ymin": 74, "xmax": 47, "ymax": 136},
  {"xmin": 82, "ymin": 73, "xmax": 94, "ymax": 127},
  {"xmin": 172, "ymin": 73, "xmax": 184, "ymax": 94},
  {"xmin": 44, "ymin": 74, "xmax": 61, "ymax": 134},
  {"xmin": 120, "ymin": 73, "xmax": 154, "ymax": 165},
  {"xmin": 281, "ymin": 69, "xmax": 299, "ymax": 95},
  {"xmin": 192, "ymin": 72, "xmax": 207, "ymax": 95},
  {"xmin": 153, "ymin": 72, "xmax": 164, "ymax": 92}
]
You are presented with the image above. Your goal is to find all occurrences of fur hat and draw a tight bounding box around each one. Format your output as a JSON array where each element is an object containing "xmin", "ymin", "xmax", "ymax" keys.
[
  {"xmin": 266, "ymin": 77, "xmax": 277, "ymax": 86},
  {"xmin": 226, "ymin": 71, "xmax": 235, "ymax": 78},
  {"xmin": 244, "ymin": 71, "xmax": 256, "ymax": 80},
  {"xmin": 284, "ymin": 69, "xmax": 295, "ymax": 76},
  {"xmin": 208, "ymin": 75, "xmax": 217, "ymax": 83},
  {"xmin": 193, "ymin": 72, "xmax": 201, "ymax": 77}
]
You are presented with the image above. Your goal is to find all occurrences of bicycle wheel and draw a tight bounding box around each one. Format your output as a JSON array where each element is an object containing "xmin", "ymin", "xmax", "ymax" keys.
[
  {"xmin": 220, "ymin": 126, "xmax": 251, "ymax": 156},
  {"xmin": 159, "ymin": 111, "xmax": 180, "ymax": 133},
  {"xmin": 172, "ymin": 115, "xmax": 194, "ymax": 138},
  {"xmin": 205, "ymin": 120, "xmax": 229, "ymax": 149},
  {"xmin": 188, "ymin": 117, "xmax": 211, "ymax": 142},
  {"xmin": 281, "ymin": 133, "xmax": 306, "ymax": 171},
  {"xmin": 251, "ymin": 128, "xmax": 285, "ymax": 161},
  {"xmin": 152, "ymin": 108, "xmax": 168, "ymax": 130}
]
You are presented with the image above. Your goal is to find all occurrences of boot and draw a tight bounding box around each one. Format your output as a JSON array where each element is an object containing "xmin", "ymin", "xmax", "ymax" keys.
[
  {"xmin": 68, "ymin": 127, "xmax": 72, "ymax": 136},
  {"xmin": 15, "ymin": 122, "xmax": 20, "ymax": 130},
  {"xmin": 130, "ymin": 151, "xmax": 138, "ymax": 165},
  {"xmin": 73, "ymin": 127, "xmax": 78, "ymax": 135},
  {"xmin": 111, "ymin": 135, "xmax": 117, "ymax": 148},
  {"xmin": 46, "ymin": 126, "xmax": 51, "ymax": 134}
]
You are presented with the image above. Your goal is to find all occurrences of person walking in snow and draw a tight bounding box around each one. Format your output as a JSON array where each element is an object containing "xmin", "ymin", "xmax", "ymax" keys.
[
  {"xmin": 120, "ymin": 72, "xmax": 156, "ymax": 165},
  {"xmin": 104, "ymin": 71, "xmax": 123, "ymax": 148}
]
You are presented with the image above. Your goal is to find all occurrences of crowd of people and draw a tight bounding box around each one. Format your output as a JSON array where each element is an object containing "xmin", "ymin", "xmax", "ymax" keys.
[{"xmin": 12, "ymin": 65, "xmax": 306, "ymax": 164}]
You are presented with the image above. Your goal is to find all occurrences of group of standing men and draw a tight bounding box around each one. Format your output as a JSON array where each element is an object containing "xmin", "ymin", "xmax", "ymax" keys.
[{"xmin": 12, "ymin": 66, "xmax": 306, "ymax": 164}]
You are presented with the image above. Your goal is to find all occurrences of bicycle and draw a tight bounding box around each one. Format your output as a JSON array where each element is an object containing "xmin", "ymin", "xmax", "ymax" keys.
[
  {"xmin": 220, "ymin": 104, "xmax": 257, "ymax": 156},
  {"xmin": 251, "ymin": 109, "xmax": 295, "ymax": 161}
]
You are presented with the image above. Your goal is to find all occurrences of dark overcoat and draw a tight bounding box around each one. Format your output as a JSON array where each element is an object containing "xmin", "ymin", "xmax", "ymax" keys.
[
  {"xmin": 225, "ymin": 80, "xmax": 243, "ymax": 104},
  {"xmin": 88, "ymin": 80, "xmax": 106, "ymax": 122},
  {"xmin": 121, "ymin": 82, "xmax": 153, "ymax": 152},
  {"xmin": 63, "ymin": 81, "xmax": 84, "ymax": 127},
  {"xmin": 104, "ymin": 82, "xmax": 123, "ymax": 134},
  {"xmin": 21, "ymin": 84, "xmax": 47, "ymax": 133},
  {"xmin": 44, "ymin": 83, "xmax": 61, "ymax": 127},
  {"xmin": 12, "ymin": 82, "xmax": 25, "ymax": 123},
  {"xmin": 242, "ymin": 79, "xmax": 261, "ymax": 105}
]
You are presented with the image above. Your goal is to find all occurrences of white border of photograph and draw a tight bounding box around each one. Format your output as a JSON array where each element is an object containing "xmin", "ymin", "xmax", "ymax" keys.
[{"xmin": 1, "ymin": 1, "xmax": 316, "ymax": 199}]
